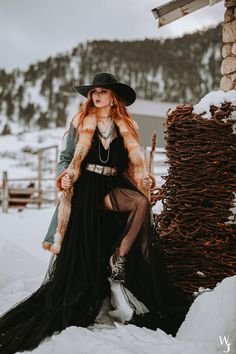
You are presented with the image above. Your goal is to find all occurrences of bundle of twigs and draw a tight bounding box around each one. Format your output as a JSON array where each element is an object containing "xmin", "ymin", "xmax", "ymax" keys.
[{"xmin": 153, "ymin": 102, "xmax": 236, "ymax": 295}]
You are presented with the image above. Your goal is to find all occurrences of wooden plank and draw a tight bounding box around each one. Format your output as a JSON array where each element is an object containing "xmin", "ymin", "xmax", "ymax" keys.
[
  {"xmin": 7, "ymin": 177, "xmax": 55, "ymax": 181},
  {"xmin": 209, "ymin": 0, "xmax": 221, "ymax": 4},
  {"xmin": 7, "ymin": 177, "xmax": 38, "ymax": 181},
  {"xmin": 151, "ymin": 0, "xmax": 222, "ymax": 27},
  {"xmin": 8, "ymin": 198, "xmax": 31, "ymax": 204},
  {"xmin": 152, "ymin": 0, "xmax": 195, "ymax": 18},
  {"xmin": 159, "ymin": 0, "xmax": 208, "ymax": 27},
  {"xmin": 8, "ymin": 198, "xmax": 53, "ymax": 203},
  {"xmin": 38, "ymin": 150, "xmax": 43, "ymax": 209},
  {"xmin": 9, "ymin": 188, "xmax": 37, "ymax": 194},
  {"xmin": 37, "ymin": 144, "xmax": 58, "ymax": 152},
  {"xmin": 54, "ymin": 145, "xmax": 59, "ymax": 205},
  {"xmin": 2, "ymin": 171, "xmax": 9, "ymax": 213}
]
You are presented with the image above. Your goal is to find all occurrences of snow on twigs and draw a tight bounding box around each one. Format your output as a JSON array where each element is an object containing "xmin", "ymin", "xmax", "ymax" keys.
[{"xmin": 193, "ymin": 90, "xmax": 236, "ymax": 118}]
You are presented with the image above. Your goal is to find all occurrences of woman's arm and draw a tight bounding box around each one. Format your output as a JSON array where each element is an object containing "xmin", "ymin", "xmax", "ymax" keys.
[{"xmin": 56, "ymin": 124, "xmax": 77, "ymax": 191}]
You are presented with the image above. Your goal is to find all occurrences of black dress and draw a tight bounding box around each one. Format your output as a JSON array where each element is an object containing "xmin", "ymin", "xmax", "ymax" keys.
[{"xmin": 0, "ymin": 126, "xmax": 193, "ymax": 354}]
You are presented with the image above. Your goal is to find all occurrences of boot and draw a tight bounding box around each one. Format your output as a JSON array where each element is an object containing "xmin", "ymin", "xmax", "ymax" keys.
[{"xmin": 109, "ymin": 248, "xmax": 126, "ymax": 284}]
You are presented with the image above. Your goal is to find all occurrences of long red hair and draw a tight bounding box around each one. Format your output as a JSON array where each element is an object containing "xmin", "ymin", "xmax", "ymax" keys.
[{"xmin": 74, "ymin": 89, "xmax": 140, "ymax": 142}]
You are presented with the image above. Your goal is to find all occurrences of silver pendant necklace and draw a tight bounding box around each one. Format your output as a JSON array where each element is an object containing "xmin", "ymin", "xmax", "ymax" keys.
[{"xmin": 97, "ymin": 120, "xmax": 114, "ymax": 139}]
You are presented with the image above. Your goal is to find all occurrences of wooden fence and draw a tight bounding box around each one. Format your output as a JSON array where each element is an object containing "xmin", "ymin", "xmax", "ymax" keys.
[
  {"xmin": 1, "ymin": 172, "xmax": 59, "ymax": 212},
  {"xmin": 144, "ymin": 146, "xmax": 168, "ymax": 184},
  {"xmin": 1, "ymin": 145, "xmax": 59, "ymax": 212}
]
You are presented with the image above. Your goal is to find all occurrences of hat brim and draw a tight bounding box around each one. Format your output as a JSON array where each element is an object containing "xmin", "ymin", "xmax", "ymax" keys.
[{"xmin": 73, "ymin": 82, "xmax": 136, "ymax": 106}]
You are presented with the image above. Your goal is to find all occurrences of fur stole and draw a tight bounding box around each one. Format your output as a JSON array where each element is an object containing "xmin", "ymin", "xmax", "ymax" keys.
[{"xmin": 49, "ymin": 114, "xmax": 150, "ymax": 254}]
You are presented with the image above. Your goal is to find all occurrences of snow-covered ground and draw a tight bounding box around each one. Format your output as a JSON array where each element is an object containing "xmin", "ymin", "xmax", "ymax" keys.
[{"xmin": 0, "ymin": 208, "xmax": 235, "ymax": 354}]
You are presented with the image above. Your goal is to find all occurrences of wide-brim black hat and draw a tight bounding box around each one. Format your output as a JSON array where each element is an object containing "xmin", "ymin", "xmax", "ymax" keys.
[{"xmin": 73, "ymin": 72, "xmax": 136, "ymax": 106}]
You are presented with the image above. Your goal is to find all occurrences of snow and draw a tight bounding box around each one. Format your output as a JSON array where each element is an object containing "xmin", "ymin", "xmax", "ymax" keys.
[
  {"xmin": 152, "ymin": 199, "xmax": 163, "ymax": 214},
  {"xmin": 24, "ymin": 80, "xmax": 48, "ymax": 111},
  {"xmin": 202, "ymin": 47, "xmax": 214, "ymax": 66},
  {"xmin": 0, "ymin": 207, "xmax": 235, "ymax": 354},
  {"xmin": 0, "ymin": 113, "xmax": 7, "ymax": 132},
  {"xmin": 0, "ymin": 127, "xmax": 64, "ymax": 154},
  {"xmin": 0, "ymin": 128, "xmax": 64, "ymax": 180},
  {"xmin": 193, "ymin": 89, "xmax": 236, "ymax": 118},
  {"xmin": 178, "ymin": 277, "xmax": 236, "ymax": 349},
  {"xmin": 69, "ymin": 56, "xmax": 81, "ymax": 81},
  {"xmin": 227, "ymin": 192, "xmax": 236, "ymax": 225}
]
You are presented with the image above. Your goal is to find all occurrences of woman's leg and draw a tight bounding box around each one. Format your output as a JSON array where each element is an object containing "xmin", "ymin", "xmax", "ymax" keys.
[
  {"xmin": 103, "ymin": 187, "xmax": 150, "ymax": 258},
  {"xmin": 103, "ymin": 188, "xmax": 152, "ymax": 322}
]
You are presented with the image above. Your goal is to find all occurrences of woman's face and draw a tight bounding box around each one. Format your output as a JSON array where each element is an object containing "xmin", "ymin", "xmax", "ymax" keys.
[{"xmin": 90, "ymin": 87, "xmax": 113, "ymax": 108}]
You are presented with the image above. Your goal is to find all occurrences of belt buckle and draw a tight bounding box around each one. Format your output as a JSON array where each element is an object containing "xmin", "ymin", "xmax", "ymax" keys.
[
  {"xmin": 103, "ymin": 166, "xmax": 110, "ymax": 175},
  {"xmin": 111, "ymin": 167, "xmax": 117, "ymax": 175},
  {"xmin": 94, "ymin": 165, "xmax": 103, "ymax": 174},
  {"xmin": 87, "ymin": 164, "xmax": 93, "ymax": 172},
  {"xmin": 87, "ymin": 164, "xmax": 92, "ymax": 172}
]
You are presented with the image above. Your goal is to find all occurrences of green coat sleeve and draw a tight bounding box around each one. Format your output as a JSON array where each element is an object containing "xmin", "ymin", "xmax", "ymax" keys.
[
  {"xmin": 42, "ymin": 124, "xmax": 78, "ymax": 246},
  {"xmin": 56, "ymin": 125, "xmax": 77, "ymax": 178},
  {"xmin": 42, "ymin": 201, "xmax": 60, "ymax": 245}
]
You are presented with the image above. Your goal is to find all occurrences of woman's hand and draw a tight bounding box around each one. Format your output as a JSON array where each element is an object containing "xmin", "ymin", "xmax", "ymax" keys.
[{"xmin": 61, "ymin": 173, "xmax": 72, "ymax": 190}]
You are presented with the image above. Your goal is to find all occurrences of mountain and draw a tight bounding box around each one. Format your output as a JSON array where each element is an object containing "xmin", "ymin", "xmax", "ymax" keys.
[{"xmin": 0, "ymin": 24, "xmax": 222, "ymax": 134}]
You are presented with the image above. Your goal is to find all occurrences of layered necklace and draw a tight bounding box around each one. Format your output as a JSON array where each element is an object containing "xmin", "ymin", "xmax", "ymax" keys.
[{"xmin": 97, "ymin": 118, "xmax": 114, "ymax": 163}]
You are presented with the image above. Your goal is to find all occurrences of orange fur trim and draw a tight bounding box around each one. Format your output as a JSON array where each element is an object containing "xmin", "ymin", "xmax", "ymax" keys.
[{"xmin": 48, "ymin": 115, "xmax": 150, "ymax": 254}]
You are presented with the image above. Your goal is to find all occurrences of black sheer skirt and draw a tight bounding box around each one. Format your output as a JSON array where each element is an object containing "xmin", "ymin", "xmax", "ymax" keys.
[{"xmin": 0, "ymin": 131, "xmax": 193, "ymax": 354}]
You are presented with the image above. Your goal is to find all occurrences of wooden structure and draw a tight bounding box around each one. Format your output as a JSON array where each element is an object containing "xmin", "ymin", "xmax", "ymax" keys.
[
  {"xmin": 1, "ymin": 173, "xmax": 58, "ymax": 212},
  {"xmin": 150, "ymin": 0, "xmax": 236, "ymax": 297},
  {"xmin": 152, "ymin": 0, "xmax": 222, "ymax": 27},
  {"xmin": 1, "ymin": 145, "xmax": 59, "ymax": 212},
  {"xmin": 37, "ymin": 145, "xmax": 58, "ymax": 208},
  {"xmin": 154, "ymin": 103, "xmax": 236, "ymax": 295},
  {"xmin": 8, "ymin": 186, "xmax": 36, "ymax": 208}
]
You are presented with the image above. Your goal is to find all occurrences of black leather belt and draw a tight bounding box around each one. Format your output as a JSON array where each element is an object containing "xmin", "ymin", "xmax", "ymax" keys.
[{"xmin": 86, "ymin": 163, "xmax": 118, "ymax": 176}]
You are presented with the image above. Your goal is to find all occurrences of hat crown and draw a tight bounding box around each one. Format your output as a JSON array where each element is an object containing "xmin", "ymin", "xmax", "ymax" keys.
[{"xmin": 92, "ymin": 72, "xmax": 117, "ymax": 85}]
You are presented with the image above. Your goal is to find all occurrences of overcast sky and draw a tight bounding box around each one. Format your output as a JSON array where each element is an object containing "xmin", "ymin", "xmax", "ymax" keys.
[{"xmin": 1, "ymin": 0, "xmax": 224, "ymax": 72}]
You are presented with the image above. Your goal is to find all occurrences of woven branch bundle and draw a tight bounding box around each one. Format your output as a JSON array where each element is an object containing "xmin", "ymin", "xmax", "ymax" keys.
[{"xmin": 153, "ymin": 102, "xmax": 236, "ymax": 295}]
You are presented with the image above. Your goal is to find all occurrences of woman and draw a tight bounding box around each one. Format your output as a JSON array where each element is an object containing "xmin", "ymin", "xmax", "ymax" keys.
[{"xmin": 0, "ymin": 73, "xmax": 192, "ymax": 353}]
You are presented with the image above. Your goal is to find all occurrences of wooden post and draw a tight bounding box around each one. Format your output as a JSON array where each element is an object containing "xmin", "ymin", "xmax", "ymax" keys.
[
  {"xmin": 143, "ymin": 145, "xmax": 149, "ymax": 169},
  {"xmin": 2, "ymin": 171, "xmax": 9, "ymax": 213},
  {"xmin": 38, "ymin": 150, "xmax": 42, "ymax": 208},
  {"xmin": 149, "ymin": 131, "xmax": 156, "ymax": 174},
  {"xmin": 54, "ymin": 146, "xmax": 59, "ymax": 205}
]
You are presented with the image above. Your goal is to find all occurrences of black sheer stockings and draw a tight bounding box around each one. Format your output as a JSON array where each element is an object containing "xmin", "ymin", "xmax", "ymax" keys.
[{"xmin": 103, "ymin": 187, "xmax": 150, "ymax": 258}]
